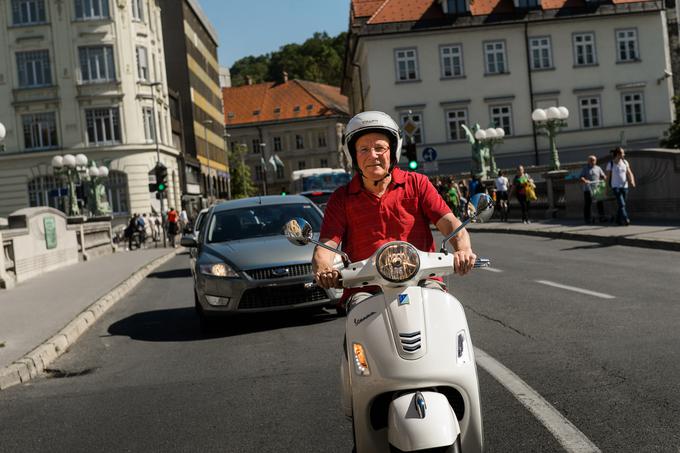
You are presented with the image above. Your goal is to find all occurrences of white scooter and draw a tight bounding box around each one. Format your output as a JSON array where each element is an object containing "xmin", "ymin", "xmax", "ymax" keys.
[{"xmin": 283, "ymin": 193, "xmax": 494, "ymax": 453}]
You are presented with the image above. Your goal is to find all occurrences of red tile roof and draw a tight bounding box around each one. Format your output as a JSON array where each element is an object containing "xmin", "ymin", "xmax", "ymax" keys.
[
  {"xmin": 367, "ymin": 0, "xmax": 443, "ymax": 24},
  {"xmin": 353, "ymin": 0, "xmax": 384, "ymax": 17},
  {"xmin": 222, "ymin": 80, "xmax": 349, "ymax": 126}
]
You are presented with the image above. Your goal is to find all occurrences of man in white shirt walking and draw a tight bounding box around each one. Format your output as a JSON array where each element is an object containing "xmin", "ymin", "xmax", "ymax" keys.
[{"xmin": 605, "ymin": 147, "xmax": 636, "ymax": 226}]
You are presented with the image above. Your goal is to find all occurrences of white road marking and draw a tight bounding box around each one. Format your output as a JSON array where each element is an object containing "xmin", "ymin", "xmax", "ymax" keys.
[
  {"xmin": 481, "ymin": 267, "xmax": 503, "ymax": 273},
  {"xmin": 535, "ymin": 280, "xmax": 615, "ymax": 299},
  {"xmin": 475, "ymin": 348, "xmax": 602, "ymax": 453}
]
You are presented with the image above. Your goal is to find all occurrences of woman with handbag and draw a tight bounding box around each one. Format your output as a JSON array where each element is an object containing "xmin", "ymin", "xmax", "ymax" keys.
[{"xmin": 511, "ymin": 165, "xmax": 534, "ymax": 224}]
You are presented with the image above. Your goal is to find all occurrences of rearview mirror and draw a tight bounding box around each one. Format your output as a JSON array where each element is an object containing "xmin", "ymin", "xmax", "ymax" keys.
[
  {"xmin": 469, "ymin": 193, "xmax": 494, "ymax": 223},
  {"xmin": 180, "ymin": 234, "xmax": 198, "ymax": 248},
  {"xmin": 282, "ymin": 217, "xmax": 313, "ymax": 246}
]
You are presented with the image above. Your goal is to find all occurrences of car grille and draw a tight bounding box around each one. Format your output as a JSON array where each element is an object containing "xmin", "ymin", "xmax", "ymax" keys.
[
  {"xmin": 238, "ymin": 284, "xmax": 329, "ymax": 309},
  {"xmin": 399, "ymin": 331, "xmax": 422, "ymax": 353},
  {"xmin": 245, "ymin": 263, "xmax": 313, "ymax": 280}
]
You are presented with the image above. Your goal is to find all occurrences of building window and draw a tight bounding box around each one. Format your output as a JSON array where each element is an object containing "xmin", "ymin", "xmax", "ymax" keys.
[
  {"xmin": 79, "ymin": 46, "xmax": 115, "ymax": 83},
  {"xmin": 318, "ymin": 131, "xmax": 327, "ymax": 148},
  {"xmin": 273, "ymin": 136, "xmax": 282, "ymax": 152},
  {"xmin": 142, "ymin": 107, "xmax": 155, "ymax": 142},
  {"xmin": 395, "ymin": 48, "xmax": 419, "ymax": 81},
  {"xmin": 22, "ymin": 112, "xmax": 58, "ymax": 150},
  {"xmin": 616, "ymin": 29, "xmax": 639, "ymax": 62},
  {"xmin": 399, "ymin": 111, "xmax": 424, "ymax": 144},
  {"xmin": 252, "ymin": 138, "xmax": 261, "ymax": 154},
  {"xmin": 320, "ymin": 158, "xmax": 328, "ymax": 168},
  {"xmin": 295, "ymin": 134, "xmax": 304, "ymax": 149},
  {"xmin": 579, "ymin": 96, "xmax": 601, "ymax": 129},
  {"xmin": 85, "ymin": 107, "xmax": 121, "ymax": 145},
  {"xmin": 445, "ymin": 0, "xmax": 468, "ymax": 14},
  {"xmin": 529, "ymin": 37, "xmax": 552, "ymax": 70},
  {"xmin": 16, "ymin": 50, "xmax": 51, "ymax": 88},
  {"xmin": 28, "ymin": 176, "xmax": 62, "ymax": 210},
  {"xmin": 298, "ymin": 161, "xmax": 306, "ymax": 170},
  {"xmin": 440, "ymin": 45, "xmax": 464, "ymax": 78},
  {"xmin": 484, "ymin": 41, "xmax": 507, "ymax": 75},
  {"xmin": 254, "ymin": 165, "xmax": 263, "ymax": 181},
  {"xmin": 12, "ymin": 0, "xmax": 46, "ymax": 25},
  {"xmin": 573, "ymin": 33, "xmax": 597, "ymax": 66},
  {"xmin": 131, "ymin": 0, "xmax": 143, "ymax": 21},
  {"xmin": 105, "ymin": 170, "xmax": 129, "ymax": 215},
  {"xmin": 275, "ymin": 166, "xmax": 284, "ymax": 179},
  {"xmin": 136, "ymin": 46, "xmax": 149, "ymax": 81},
  {"xmin": 445, "ymin": 109, "xmax": 468, "ymax": 141},
  {"xmin": 516, "ymin": 0, "xmax": 539, "ymax": 7},
  {"xmin": 490, "ymin": 105, "xmax": 513, "ymax": 136},
  {"xmin": 622, "ymin": 92, "xmax": 644, "ymax": 124},
  {"xmin": 74, "ymin": 0, "xmax": 110, "ymax": 20}
]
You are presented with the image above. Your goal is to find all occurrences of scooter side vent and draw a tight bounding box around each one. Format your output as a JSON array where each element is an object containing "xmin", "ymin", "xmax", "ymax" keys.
[{"xmin": 399, "ymin": 331, "xmax": 422, "ymax": 352}]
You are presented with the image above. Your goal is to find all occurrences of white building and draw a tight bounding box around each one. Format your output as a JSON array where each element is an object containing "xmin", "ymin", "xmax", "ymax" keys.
[
  {"xmin": 0, "ymin": 0, "xmax": 180, "ymax": 221},
  {"xmin": 343, "ymin": 0, "xmax": 675, "ymax": 173}
]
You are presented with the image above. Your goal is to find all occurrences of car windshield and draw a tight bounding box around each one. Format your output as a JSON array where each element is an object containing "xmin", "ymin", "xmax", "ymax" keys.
[{"xmin": 206, "ymin": 203, "xmax": 323, "ymax": 243}]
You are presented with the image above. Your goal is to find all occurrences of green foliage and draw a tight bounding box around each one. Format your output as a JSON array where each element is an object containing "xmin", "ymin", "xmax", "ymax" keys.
[
  {"xmin": 661, "ymin": 96, "xmax": 680, "ymax": 149},
  {"xmin": 229, "ymin": 145, "xmax": 256, "ymax": 199},
  {"xmin": 230, "ymin": 32, "xmax": 347, "ymax": 87}
]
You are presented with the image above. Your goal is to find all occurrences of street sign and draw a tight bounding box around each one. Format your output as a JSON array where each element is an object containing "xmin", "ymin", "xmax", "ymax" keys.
[
  {"xmin": 422, "ymin": 147, "xmax": 437, "ymax": 162},
  {"xmin": 403, "ymin": 118, "xmax": 419, "ymax": 138},
  {"xmin": 43, "ymin": 216, "xmax": 57, "ymax": 249}
]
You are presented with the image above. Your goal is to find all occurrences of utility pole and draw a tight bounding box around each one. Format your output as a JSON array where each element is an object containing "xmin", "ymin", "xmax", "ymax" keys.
[
  {"xmin": 149, "ymin": 81, "xmax": 166, "ymax": 247},
  {"xmin": 203, "ymin": 119, "xmax": 214, "ymax": 202}
]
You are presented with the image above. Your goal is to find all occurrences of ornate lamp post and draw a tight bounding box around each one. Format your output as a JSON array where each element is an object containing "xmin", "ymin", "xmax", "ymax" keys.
[
  {"xmin": 86, "ymin": 161, "xmax": 110, "ymax": 216},
  {"xmin": 222, "ymin": 127, "xmax": 232, "ymax": 200},
  {"xmin": 335, "ymin": 122, "xmax": 348, "ymax": 171},
  {"xmin": 202, "ymin": 119, "xmax": 214, "ymax": 201},
  {"xmin": 531, "ymin": 106, "xmax": 569, "ymax": 171},
  {"xmin": 51, "ymin": 153, "xmax": 89, "ymax": 216},
  {"xmin": 473, "ymin": 127, "xmax": 505, "ymax": 177}
]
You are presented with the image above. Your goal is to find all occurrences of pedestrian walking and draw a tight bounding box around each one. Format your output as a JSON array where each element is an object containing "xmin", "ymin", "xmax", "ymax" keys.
[
  {"xmin": 494, "ymin": 170, "xmax": 509, "ymax": 222},
  {"xmin": 446, "ymin": 178, "xmax": 461, "ymax": 216},
  {"xmin": 579, "ymin": 155, "xmax": 607, "ymax": 224},
  {"xmin": 166, "ymin": 207, "xmax": 179, "ymax": 247},
  {"xmin": 179, "ymin": 208, "xmax": 189, "ymax": 233},
  {"xmin": 606, "ymin": 147, "xmax": 636, "ymax": 226},
  {"xmin": 510, "ymin": 165, "xmax": 534, "ymax": 223}
]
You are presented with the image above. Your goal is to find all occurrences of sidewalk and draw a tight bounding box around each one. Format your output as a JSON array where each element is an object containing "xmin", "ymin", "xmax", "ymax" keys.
[
  {"xmin": 467, "ymin": 219, "xmax": 680, "ymax": 251},
  {"xmin": 0, "ymin": 247, "xmax": 178, "ymax": 389}
]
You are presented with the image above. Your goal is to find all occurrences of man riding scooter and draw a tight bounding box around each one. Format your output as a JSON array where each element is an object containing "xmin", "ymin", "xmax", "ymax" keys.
[{"xmin": 312, "ymin": 111, "xmax": 477, "ymax": 308}]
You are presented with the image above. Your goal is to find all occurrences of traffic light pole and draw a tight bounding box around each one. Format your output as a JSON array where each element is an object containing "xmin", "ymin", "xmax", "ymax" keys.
[{"xmin": 150, "ymin": 82, "xmax": 166, "ymax": 248}]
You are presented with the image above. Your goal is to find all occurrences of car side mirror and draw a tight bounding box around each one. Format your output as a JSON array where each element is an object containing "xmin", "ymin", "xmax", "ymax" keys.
[
  {"xmin": 282, "ymin": 217, "xmax": 313, "ymax": 246},
  {"xmin": 180, "ymin": 234, "xmax": 198, "ymax": 248}
]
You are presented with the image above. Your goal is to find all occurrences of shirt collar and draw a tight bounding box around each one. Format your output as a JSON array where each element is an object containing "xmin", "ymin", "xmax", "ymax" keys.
[{"xmin": 347, "ymin": 167, "xmax": 407, "ymax": 195}]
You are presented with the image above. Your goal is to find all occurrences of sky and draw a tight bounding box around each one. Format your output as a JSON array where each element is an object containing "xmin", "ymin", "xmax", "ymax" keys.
[{"xmin": 199, "ymin": 0, "xmax": 351, "ymax": 69}]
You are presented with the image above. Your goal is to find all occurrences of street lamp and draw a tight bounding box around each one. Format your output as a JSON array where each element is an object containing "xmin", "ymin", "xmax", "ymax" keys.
[
  {"xmin": 335, "ymin": 122, "xmax": 348, "ymax": 171},
  {"xmin": 259, "ymin": 142, "xmax": 268, "ymax": 195},
  {"xmin": 51, "ymin": 153, "xmax": 109, "ymax": 217},
  {"xmin": 531, "ymin": 106, "xmax": 569, "ymax": 171},
  {"xmin": 222, "ymin": 128, "xmax": 232, "ymax": 200},
  {"xmin": 474, "ymin": 127, "xmax": 505, "ymax": 177},
  {"xmin": 202, "ymin": 119, "xmax": 214, "ymax": 201}
]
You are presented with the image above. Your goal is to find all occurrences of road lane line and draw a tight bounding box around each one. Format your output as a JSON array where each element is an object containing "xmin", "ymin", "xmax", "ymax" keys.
[
  {"xmin": 535, "ymin": 280, "xmax": 615, "ymax": 300},
  {"xmin": 481, "ymin": 267, "xmax": 503, "ymax": 273},
  {"xmin": 475, "ymin": 348, "xmax": 602, "ymax": 453}
]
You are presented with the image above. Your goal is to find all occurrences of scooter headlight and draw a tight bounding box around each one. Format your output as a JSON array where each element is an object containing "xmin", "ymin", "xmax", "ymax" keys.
[{"xmin": 376, "ymin": 242, "xmax": 420, "ymax": 283}]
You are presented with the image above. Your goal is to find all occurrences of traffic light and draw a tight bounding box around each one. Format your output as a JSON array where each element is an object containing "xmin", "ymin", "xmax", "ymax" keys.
[
  {"xmin": 148, "ymin": 183, "xmax": 158, "ymax": 192},
  {"xmin": 404, "ymin": 142, "xmax": 418, "ymax": 170},
  {"xmin": 154, "ymin": 163, "xmax": 168, "ymax": 192}
]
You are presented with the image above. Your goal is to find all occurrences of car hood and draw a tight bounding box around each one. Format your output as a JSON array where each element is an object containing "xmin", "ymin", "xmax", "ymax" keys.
[{"xmin": 202, "ymin": 234, "xmax": 319, "ymax": 270}]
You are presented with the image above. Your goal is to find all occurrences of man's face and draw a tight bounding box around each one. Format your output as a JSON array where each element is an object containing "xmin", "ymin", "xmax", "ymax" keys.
[
  {"xmin": 355, "ymin": 132, "xmax": 391, "ymax": 182},
  {"xmin": 588, "ymin": 157, "xmax": 596, "ymax": 167}
]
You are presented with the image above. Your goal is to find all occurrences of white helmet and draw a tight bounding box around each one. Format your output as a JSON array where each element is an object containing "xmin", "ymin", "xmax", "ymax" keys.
[{"xmin": 342, "ymin": 111, "xmax": 403, "ymax": 174}]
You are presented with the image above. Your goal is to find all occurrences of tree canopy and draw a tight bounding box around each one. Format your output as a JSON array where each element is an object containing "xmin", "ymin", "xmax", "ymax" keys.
[{"xmin": 230, "ymin": 32, "xmax": 347, "ymax": 87}]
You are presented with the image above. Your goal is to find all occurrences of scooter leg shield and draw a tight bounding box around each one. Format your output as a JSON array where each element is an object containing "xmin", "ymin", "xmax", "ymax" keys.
[{"xmin": 387, "ymin": 391, "xmax": 460, "ymax": 452}]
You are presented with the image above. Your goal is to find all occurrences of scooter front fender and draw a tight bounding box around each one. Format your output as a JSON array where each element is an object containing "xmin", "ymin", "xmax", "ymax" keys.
[{"xmin": 387, "ymin": 391, "xmax": 460, "ymax": 452}]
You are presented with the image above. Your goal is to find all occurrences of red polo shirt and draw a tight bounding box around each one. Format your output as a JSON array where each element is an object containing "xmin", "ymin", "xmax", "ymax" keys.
[{"xmin": 320, "ymin": 168, "xmax": 451, "ymax": 299}]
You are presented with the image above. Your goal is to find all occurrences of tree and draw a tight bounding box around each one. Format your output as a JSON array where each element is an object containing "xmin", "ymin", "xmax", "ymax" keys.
[
  {"xmin": 230, "ymin": 31, "xmax": 347, "ymax": 87},
  {"xmin": 661, "ymin": 96, "xmax": 680, "ymax": 149},
  {"xmin": 229, "ymin": 145, "xmax": 255, "ymax": 199}
]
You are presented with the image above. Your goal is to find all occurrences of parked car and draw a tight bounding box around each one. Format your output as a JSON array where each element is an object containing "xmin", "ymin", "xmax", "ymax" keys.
[
  {"xmin": 299, "ymin": 190, "xmax": 334, "ymax": 212},
  {"xmin": 182, "ymin": 195, "xmax": 341, "ymax": 330}
]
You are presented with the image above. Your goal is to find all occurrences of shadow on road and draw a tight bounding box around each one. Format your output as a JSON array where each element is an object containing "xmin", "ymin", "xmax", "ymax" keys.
[
  {"xmin": 560, "ymin": 243, "xmax": 613, "ymax": 251},
  {"xmin": 107, "ymin": 306, "xmax": 338, "ymax": 342},
  {"xmin": 147, "ymin": 268, "xmax": 192, "ymax": 279}
]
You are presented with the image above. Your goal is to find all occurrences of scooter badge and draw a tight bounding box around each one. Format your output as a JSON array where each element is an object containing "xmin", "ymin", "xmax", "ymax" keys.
[{"xmin": 398, "ymin": 294, "xmax": 410, "ymax": 305}]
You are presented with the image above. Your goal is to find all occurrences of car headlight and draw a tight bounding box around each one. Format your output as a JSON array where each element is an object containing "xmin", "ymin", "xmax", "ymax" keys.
[
  {"xmin": 199, "ymin": 263, "xmax": 238, "ymax": 278},
  {"xmin": 376, "ymin": 242, "xmax": 420, "ymax": 283}
]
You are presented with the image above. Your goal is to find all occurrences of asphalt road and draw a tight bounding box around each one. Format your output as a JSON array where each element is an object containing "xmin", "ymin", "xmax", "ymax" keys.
[{"xmin": 0, "ymin": 235, "xmax": 678, "ymax": 452}]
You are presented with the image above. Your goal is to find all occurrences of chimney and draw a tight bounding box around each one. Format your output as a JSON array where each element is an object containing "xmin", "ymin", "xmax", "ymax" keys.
[
  {"xmin": 246, "ymin": 76, "xmax": 253, "ymax": 86},
  {"xmin": 283, "ymin": 71, "xmax": 288, "ymax": 83}
]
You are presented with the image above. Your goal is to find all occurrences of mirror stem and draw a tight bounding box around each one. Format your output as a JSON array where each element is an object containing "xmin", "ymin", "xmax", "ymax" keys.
[
  {"xmin": 440, "ymin": 217, "xmax": 473, "ymax": 253},
  {"xmin": 309, "ymin": 239, "xmax": 350, "ymax": 267}
]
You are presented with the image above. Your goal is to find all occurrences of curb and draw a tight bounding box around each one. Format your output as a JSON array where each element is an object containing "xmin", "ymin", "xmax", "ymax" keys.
[
  {"xmin": 0, "ymin": 249, "xmax": 180, "ymax": 391},
  {"xmin": 470, "ymin": 227, "xmax": 680, "ymax": 252}
]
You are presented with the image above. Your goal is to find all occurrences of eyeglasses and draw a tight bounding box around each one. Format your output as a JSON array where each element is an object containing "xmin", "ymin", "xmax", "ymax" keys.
[{"xmin": 357, "ymin": 145, "xmax": 389, "ymax": 156}]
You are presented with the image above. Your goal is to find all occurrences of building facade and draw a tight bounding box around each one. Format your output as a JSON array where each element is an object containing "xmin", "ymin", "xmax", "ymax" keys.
[
  {"xmin": 0, "ymin": 0, "xmax": 180, "ymax": 221},
  {"xmin": 158, "ymin": 0, "xmax": 227, "ymax": 212},
  {"xmin": 223, "ymin": 78, "xmax": 350, "ymax": 194},
  {"xmin": 343, "ymin": 0, "xmax": 675, "ymax": 174}
]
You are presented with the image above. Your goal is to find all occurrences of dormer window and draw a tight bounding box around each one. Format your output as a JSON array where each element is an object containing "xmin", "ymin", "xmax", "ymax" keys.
[
  {"xmin": 293, "ymin": 105, "xmax": 301, "ymax": 112},
  {"xmin": 441, "ymin": 0, "xmax": 469, "ymax": 14},
  {"xmin": 227, "ymin": 112, "xmax": 235, "ymax": 119},
  {"xmin": 274, "ymin": 106, "xmax": 281, "ymax": 114},
  {"xmin": 514, "ymin": 0, "xmax": 540, "ymax": 8},
  {"xmin": 306, "ymin": 104, "xmax": 313, "ymax": 111},
  {"xmin": 253, "ymin": 109, "xmax": 260, "ymax": 116}
]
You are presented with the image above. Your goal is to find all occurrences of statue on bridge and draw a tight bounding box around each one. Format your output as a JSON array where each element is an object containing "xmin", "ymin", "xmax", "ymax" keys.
[{"xmin": 461, "ymin": 123, "xmax": 491, "ymax": 180}]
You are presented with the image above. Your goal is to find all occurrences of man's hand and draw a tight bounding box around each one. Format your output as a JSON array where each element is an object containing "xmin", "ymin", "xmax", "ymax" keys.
[
  {"xmin": 315, "ymin": 268, "xmax": 342, "ymax": 289},
  {"xmin": 453, "ymin": 249, "xmax": 477, "ymax": 276}
]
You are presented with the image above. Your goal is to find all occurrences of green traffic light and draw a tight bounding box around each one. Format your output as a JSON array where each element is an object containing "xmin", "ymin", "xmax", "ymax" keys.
[
  {"xmin": 408, "ymin": 160, "xmax": 418, "ymax": 170},
  {"xmin": 158, "ymin": 183, "xmax": 166, "ymax": 191}
]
